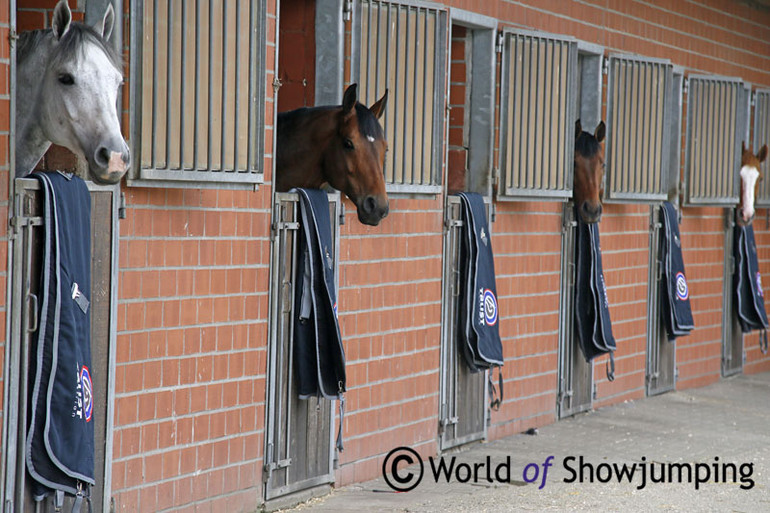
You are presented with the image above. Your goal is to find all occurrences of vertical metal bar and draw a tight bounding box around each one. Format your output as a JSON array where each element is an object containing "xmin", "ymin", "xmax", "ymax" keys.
[
  {"xmin": 420, "ymin": 9, "xmax": 428, "ymax": 186},
  {"xmin": 207, "ymin": 0, "xmax": 215, "ymax": 170},
  {"xmin": 404, "ymin": 7, "xmax": 412, "ymax": 184},
  {"xmin": 165, "ymin": 0, "xmax": 174, "ymax": 168},
  {"xmin": 180, "ymin": 0, "xmax": 187, "ymax": 170},
  {"xmin": 506, "ymin": 34, "xmax": 516, "ymax": 190},
  {"xmin": 194, "ymin": 0, "xmax": 201, "ymax": 170},
  {"xmin": 420, "ymin": 9, "xmax": 438, "ymax": 184},
  {"xmin": 636, "ymin": 61, "xmax": 645, "ymax": 195},
  {"xmin": 234, "ymin": 0, "xmax": 241, "ymax": 171},
  {"xmin": 620, "ymin": 59, "xmax": 629, "ymax": 195},
  {"xmin": 365, "ymin": 0, "xmax": 372, "ymax": 102},
  {"xmin": 392, "ymin": 5, "xmax": 402, "ymax": 184},
  {"xmin": 523, "ymin": 36, "xmax": 533, "ymax": 189},
  {"xmin": 247, "ymin": 0, "xmax": 255, "ymax": 173},
  {"xmin": 705, "ymin": 81, "xmax": 714, "ymax": 199},
  {"xmin": 375, "ymin": 1, "xmax": 382, "ymax": 99},
  {"xmin": 712, "ymin": 83, "xmax": 720, "ymax": 198},
  {"xmin": 533, "ymin": 38, "xmax": 542, "ymax": 189},
  {"xmin": 542, "ymin": 39, "xmax": 552, "ymax": 190},
  {"xmin": 651, "ymin": 64, "xmax": 661, "ymax": 195},
  {"xmin": 411, "ymin": 7, "xmax": 420, "ymax": 185},
  {"xmin": 384, "ymin": 1, "xmax": 392, "ymax": 141},
  {"xmin": 151, "ymin": 0, "xmax": 159, "ymax": 168},
  {"xmin": 221, "ymin": 1, "xmax": 229, "ymax": 172}
]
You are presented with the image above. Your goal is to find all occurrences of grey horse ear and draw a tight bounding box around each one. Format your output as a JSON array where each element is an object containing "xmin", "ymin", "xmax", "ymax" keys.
[
  {"xmin": 95, "ymin": 3, "xmax": 115, "ymax": 41},
  {"xmin": 52, "ymin": 0, "xmax": 72, "ymax": 41}
]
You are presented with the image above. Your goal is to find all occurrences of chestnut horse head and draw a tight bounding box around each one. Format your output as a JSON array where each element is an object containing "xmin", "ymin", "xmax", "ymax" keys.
[
  {"xmin": 573, "ymin": 119, "xmax": 606, "ymax": 224},
  {"xmin": 276, "ymin": 84, "xmax": 389, "ymax": 226},
  {"xmin": 738, "ymin": 141, "xmax": 768, "ymax": 226}
]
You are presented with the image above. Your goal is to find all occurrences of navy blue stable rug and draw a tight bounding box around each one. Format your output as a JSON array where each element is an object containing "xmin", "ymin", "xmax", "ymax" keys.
[
  {"xmin": 734, "ymin": 222, "xmax": 769, "ymax": 353},
  {"xmin": 574, "ymin": 210, "xmax": 616, "ymax": 380},
  {"xmin": 26, "ymin": 172, "xmax": 94, "ymax": 504},
  {"xmin": 659, "ymin": 202, "xmax": 694, "ymax": 340},
  {"xmin": 292, "ymin": 188, "xmax": 346, "ymax": 448},
  {"xmin": 455, "ymin": 193, "xmax": 504, "ymax": 409}
]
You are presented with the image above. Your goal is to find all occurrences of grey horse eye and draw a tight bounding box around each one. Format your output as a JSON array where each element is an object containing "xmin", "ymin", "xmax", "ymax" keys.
[{"xmin": 58, "ymin": 73, "xmax": 75, "ymax": 86}]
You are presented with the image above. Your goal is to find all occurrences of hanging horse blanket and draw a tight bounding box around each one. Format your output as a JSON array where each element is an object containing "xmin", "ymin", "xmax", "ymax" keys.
[
  {"xmin": 734, "ymin": 222, "xmax": 769, "ymax": 353},
  {"xmin": 574, "ymin": 211, "xmax": 616, "ymax": 380},
  {"xmin": 455, "ymin": 192, "xmax": 504, "ymax": 408},
  {"xmin": 26, "ymin": 172, "xmax": 94, "ymax": 502},
  {"xmin": 659, "ymin": 202, "xmax": 694, "ymax": 340},
  {"xmin": 292, "ymin": 188, "xmax": 346, "ymax": 447}
]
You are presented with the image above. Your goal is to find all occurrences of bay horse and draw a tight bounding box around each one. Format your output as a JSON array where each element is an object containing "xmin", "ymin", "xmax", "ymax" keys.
[
  {"xmin": 15, "ymin": 0, "xmax": 130, "ymax": 184},
  {"xmin": 737, "ymin": 141, "xmax": 768, "ymax": 226},
  {"xmin": 573, "ymin": 119, "xmax": 607, "ymax": 224},
  {"xmin": 276, "ymin": 84, "xmax": 389, "ymax": 226}
]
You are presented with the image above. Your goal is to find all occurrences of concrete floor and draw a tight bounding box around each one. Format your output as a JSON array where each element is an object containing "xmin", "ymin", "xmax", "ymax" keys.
[{"xmin": 279, "ymin": 372, "xmax": 770, "ymax": 512}]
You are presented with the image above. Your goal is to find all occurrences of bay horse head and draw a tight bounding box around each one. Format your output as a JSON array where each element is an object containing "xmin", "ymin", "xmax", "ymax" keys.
[
  {"xmin": 573, "ymin": 119, "xmax": 606, "ymax": 224},
  {"xmin": 323, "ymin": 84, "xmax": 389, "ymax": 226},
  {"xmin": 15, "ymin": 0, "xmax": 130, "ymax": 184},
  {"xmin": 738, "ymin": 141, "xmax": 768, "ymax": 226},
  {"xmin": 276, "ymin": 84, "xmax": 389, "ymax": 226}
]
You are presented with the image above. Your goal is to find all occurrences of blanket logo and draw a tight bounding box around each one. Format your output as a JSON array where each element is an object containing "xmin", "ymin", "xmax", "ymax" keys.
[
  {"xmin": 676, "ymin": 272, "xmax": 689, "ymax": 301},
  {"xmin": 756, "ymin": 272, "xmax": 764, "ymax": 298},
  {"xmin": 479, "ymin": 289, "xmax": 498, "ymax": 326},
  {"xmin": 76, "ymin": 365, "xmax": 93, "ymax": 423}
]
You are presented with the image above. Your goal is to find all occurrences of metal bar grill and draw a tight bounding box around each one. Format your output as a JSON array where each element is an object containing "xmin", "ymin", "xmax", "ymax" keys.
[
  {"xmin": 684, "ymin": 75, "xmax": 745, "ymax": 205},
  {"xmin": 499, "ymin": 30, "xmax": 576, "ymax": 200},
  {"xmin": 605, "ymin": 54, "xmax": 671, "ymax": 203},
  {"xmin": 754, "ymin": 90, "xmax": 770, "ymax": 206},
  {"xmin": 356, "ymin": 0, "xmax": 446, "ymax": 189},
  {"xmin": 130, "ymin": 0, "xmax": 265, "ymax": 188}
]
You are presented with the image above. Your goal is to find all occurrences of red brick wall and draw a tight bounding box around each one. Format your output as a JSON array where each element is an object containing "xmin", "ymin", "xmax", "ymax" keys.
[{"xmin": 6, "ymin": 0, "xmax": 770, "ymax": 509}]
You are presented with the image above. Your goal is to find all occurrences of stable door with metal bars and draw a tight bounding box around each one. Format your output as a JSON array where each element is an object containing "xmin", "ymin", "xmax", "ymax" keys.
[
  {"xmin": 556, "ymin": 202, "xmax": 593, "ymax": 418},
  {"xmin": 263, "ymin": 192, "xmax": 341, "ymax": 505},
  {"xmin": 646, "ymin": 205, "xmax": 677, "ymax": 395},
  {"xmin": 2, "ymin": 179, "xmax": 120, "ymax": 513},
  {"xmin": 438, "ymin": 196, "xmax": 487, "ymax": 450}
]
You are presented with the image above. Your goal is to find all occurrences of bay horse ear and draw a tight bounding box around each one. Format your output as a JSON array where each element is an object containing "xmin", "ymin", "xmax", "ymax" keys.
[
  {"xmin": 575, "ymin": 119, "xmax": 582, "ymax": 139},
  {"xmin": 370, "ymin": 90, "xmax": 388, "ymax": 120},
  {"xmin": 743, "ymin": 141, "xmax": 747, "ymax": 154},
  {"xmin": 594, "ymin": 121, "xmax": 606, "ymax": 143},
  {"xmin": 758, "ymin": 144, "xmax": 769, "ymax": 164},
  {"xmin": 52, "ymin": 0, "xmax": 72, "ymax": 41},
  {"xmin": 342, "ymin": 84, "xmax": 358, "ymax": 115},
  {"xmin": 94, "ymin": 3, "xmax": 115, "ymax": 41}
]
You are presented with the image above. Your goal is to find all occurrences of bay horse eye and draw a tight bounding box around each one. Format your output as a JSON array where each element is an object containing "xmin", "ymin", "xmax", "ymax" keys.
[
  {"xmin": 343, "ymin": 138, "xmax": 355, "ymax": 150},
  {"xmin": 58, "ymin": 73, "xmax": 75, "ymax": 86}
]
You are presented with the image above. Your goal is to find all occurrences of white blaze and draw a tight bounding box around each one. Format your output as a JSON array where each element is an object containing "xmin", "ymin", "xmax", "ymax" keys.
[{"xmin": 740, "ymin": 165, "xmax": 760, "ymax": 222}]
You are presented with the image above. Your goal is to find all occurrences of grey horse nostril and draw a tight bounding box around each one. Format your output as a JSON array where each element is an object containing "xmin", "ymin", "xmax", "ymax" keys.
[{"xmin": 95, "ymin": 146, "xmax": 111, "ymax": 168}]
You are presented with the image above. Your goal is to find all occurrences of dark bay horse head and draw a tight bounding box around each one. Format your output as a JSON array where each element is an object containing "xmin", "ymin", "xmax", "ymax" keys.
[
  {"xmin": 738, "ymin": 141, "xmax": 769, "ymax": 225},
  {"xmin": 573, "ymin": 119, "xmax": 606, "ymax": 224},
  {"xmin": 15, "ymin": 0, "xmax": 130, "ymax": 183},
  {"xmin": 276, "ymin": 84, "xmax": 389, "ymax": 226}
]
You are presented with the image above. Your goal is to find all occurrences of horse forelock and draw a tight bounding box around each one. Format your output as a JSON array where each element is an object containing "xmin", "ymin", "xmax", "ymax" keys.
[
  {"xmin": 355, "ymin": 103, "xmax": 384, "ymax": 142},
  {"xmin": 18, "ymin": 23, "xmax": 122, "ymax": 72},
  {"xmin": 575, "ymin": 130, "xmax": 601, "ymax": 158}
]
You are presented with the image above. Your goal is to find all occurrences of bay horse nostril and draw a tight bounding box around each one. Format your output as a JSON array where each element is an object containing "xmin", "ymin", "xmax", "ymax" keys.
[{"xmin": 362, "ymin": 196, "xmax": 377, "ymax": 215}]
